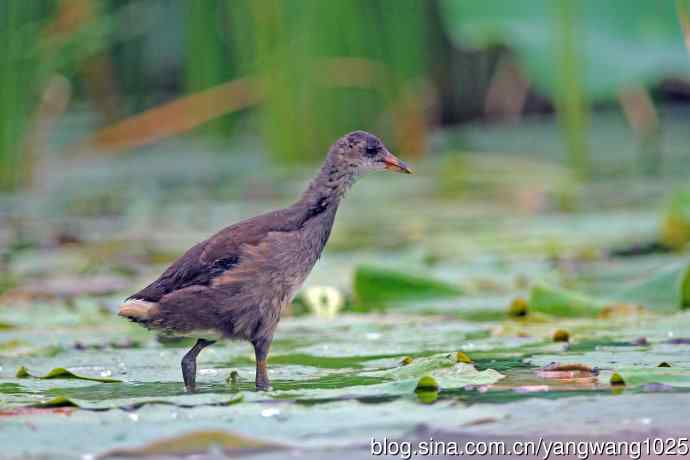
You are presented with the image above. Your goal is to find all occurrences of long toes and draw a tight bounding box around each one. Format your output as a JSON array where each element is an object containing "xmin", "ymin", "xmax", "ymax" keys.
[{"xmin": 185, "ymin": 384, "xmax": 196, "ymax": 393}]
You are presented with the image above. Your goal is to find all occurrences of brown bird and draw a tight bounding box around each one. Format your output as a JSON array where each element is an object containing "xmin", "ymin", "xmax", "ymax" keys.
[{"xmin": 119, "ymin": 131, "xmax": 412, "ymax": 391}]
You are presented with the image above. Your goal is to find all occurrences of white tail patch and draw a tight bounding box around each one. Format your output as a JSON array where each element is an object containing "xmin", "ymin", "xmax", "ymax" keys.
[{"xmin": 118, "ymin": 299, "xmax": 157, "ymax": 320}]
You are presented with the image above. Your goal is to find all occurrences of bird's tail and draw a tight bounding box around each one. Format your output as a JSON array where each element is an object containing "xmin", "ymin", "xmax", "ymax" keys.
[{"xmin": 118, "ymin": 299, "xmax": 158, "ymax": 323}]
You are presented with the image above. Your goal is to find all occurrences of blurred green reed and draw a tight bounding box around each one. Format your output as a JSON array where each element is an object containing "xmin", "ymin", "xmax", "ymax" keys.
[
  {"xmin": 0, "ymin": 0, "xmax": 112, "ymax": 190},
  {"xmin": 0, "ymin": 1, "xmax": 45, "ymax": 190},
  {"xmin": 553, "ymin": 0, "xmax": 590, "ymax": 180},
  {"xmin": 180, "ymin": 0, "xmax": 428, "ymax": 160},
  {"xmin": 185, "ymin": 0, "xmax": 234, "ymax": 137},
  {"xmin": 238, "ymin": 0, "xmax": 427, "ymax": 163},
  {"xmin": 5, "ymin": 0, "xmax": 672, "ymax": 190}
]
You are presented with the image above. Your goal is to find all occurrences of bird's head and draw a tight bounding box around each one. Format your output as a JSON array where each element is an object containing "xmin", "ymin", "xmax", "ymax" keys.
[{"xmin": 330, "ymin": 131, "xmax": 413, "ymax": 175}]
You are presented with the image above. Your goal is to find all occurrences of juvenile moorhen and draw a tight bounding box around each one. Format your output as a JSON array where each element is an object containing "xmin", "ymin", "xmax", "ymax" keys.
[{"xmin": 119, "ymin": 131, "xmax": 412, "ymax": 391}]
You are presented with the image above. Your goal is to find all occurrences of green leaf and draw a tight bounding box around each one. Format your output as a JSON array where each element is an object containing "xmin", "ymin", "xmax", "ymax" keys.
[
  {"xmin": 101, "ymin": 430, "xmax": 277, "ymax": 458},
  {"xmin": 604, "ymin": 367, "xmax": 690, "ymax": 388},
  {"xmin": 369, "ymin": 353, "xmax": 505, "ymax": 389},
  {"xmin": 529, "ymin": 262, "xmax": 690, "ymax": 316},
  {"xmin": 527, "ymin": 342, "xmax": 690, "ymax": 370},
  {"xmin": 440, "ymin": 0, "xmax": 690, "ymax": 100},
  {"xmin": 30, "ymin": 396, "xmax": 80, "ymax": 408},
  {"xmin": 615, "ymin": 262, "xmax": 690, "ymax": 311},
  {"xmin": 0, "ymin": 321, "xmax": 17, "ymax": 331},
  {"xmin": 528, "ymin": 282, "xmax": 606, "ymax": 317},
  {"xmin": 661, "ymin": 187, "xmax": 690, "ymax": 249},
  {"xmin": 15, "ymin": 366, "xmax": 122, "ymax": 383},
  {"xmin": 22, "ymin": 393, "xmax": 246, "ymax": 411},
  {"xmin": 353, "ymin": 265, "xmax": 463, "ymax": 308}
]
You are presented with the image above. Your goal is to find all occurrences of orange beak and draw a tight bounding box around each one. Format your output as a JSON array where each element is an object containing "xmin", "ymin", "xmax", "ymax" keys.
[{"xmin": 381, "ymin": 150, "xmax": 413, "ymax": 174}]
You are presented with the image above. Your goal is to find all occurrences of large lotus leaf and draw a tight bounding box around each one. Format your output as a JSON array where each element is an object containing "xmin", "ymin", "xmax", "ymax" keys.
[
  {"xmin": 26, "ymin": 392, "xmax": 244, "ymax": 410},
  {"xmin": 660, "ymin": 186, "xmax": 690, "ymax": 249},
  {"xmin": 529, "ymin": 261, "xmax": 690, "ymax": 316},
  {"xmin": 526, "ymin": 343, "xmax": 690, "ymax": 370},
  {"xmin": 367, "ymin": 353, "xmax": 504, "ymax": 387},
  {"xmin": 0, "ymin": 377, "xmax": 250, "ymax": 410},
  {"xmin": 464, "ymin": 392, "xmax": 690, "ymax": 437},
  {"xmin": 15, "ymin": 366, "xmax": 122, "ymax": 383},
  {"xmin": 3, "ymin": 288, "xmax": 690, "ymax": 458},
  {"xmin": 0, "ymin": 398, "xmax": 507, "ymax": 458},
  {"xmin": 604, "ymin": 367, "xmax": 690, "ymax": 388},
  {"xmin": 441, "ymin": 0, "xmax": 690, "ymax": 100},
  {"xmin": 282, "ymin": 313, "xmax": 488, "ymax": 358},
  {"xmin": 352, "ymin": 265, "xmax": 463, "ymax": 308},
  {"xmin": 528, "ymin": 282, "xmax": 606, "ymax": 317},
  {"xmin": 101, "ymin": 429, "xmax": 278, "ymax": 458},
  {"xmin": 614, "ymin": 262, "xmax": 690, "ymax": 310}
]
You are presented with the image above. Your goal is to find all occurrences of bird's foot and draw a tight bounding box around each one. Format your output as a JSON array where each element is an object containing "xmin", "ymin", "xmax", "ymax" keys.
[
  {"xmin": 255, "ymin": 379, "xmax": 272, "ymax": 392},
  {"xmin": 184, "ymin": 383, "xmax": 197, "ymax": 393}
]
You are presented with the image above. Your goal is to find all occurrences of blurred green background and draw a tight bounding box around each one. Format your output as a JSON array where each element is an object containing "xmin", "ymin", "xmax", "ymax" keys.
[{"xmin": 2, "ymin": 0, "xmax": 690, "ymax": 189}]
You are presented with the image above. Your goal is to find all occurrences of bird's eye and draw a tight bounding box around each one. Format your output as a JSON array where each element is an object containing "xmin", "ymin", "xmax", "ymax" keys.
[{"xmin": 365, "ymin": 145, "xmax": 378, "ymax": 157}]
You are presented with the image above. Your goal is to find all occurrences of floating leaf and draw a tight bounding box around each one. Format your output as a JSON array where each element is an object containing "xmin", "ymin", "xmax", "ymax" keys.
[
  {"xmin": 353, "ymin": 265, "xmax": 463, "ymax": 308},
  {"xmin": 0, "ymin": 321, "xmax": 17, "ymax": 331},
  {"xmin": 605, "ymin": 367, "xmax": 690, "ymax": 388},
  {"xmin": 615, "ymin": 262, "xmax": 690, "ymax": 311},
  {"xmin": 530, "ymin": 264, "xmax": 690, "ymax": 317},
  {"xmin": 455, "ymin": 351, "xmax": 473, "ymax": 364},
  {"xmin": 30, "ymin": 396, "xmax": 80, "ymax": 408},
  {"xmin": 373, "ymin": 353, "xmax": 457, "ymax": 380},
  {"xmin": 527, "ymin": 341, "xmax": 690, "ymax": 371},
  {"xmin": 101, "ymin": 430, "xmax": 278, "ymax": 458},
  {"xmin": 15, "ymin": 392, "xmax": 245, "ymax": 411},
  {"xmin": 15, "ymin": 366, "xmax": 121, "ymax": 383},
  {"xmin": 660, "ymin": 187, "xmax": 690, "ymax": 250},
  {"xmin": 528, "ymin": 283, "xmax": 605, "ymax": 317},
  {"xmin": 371, "ymin": 353, "xmax": 504, "ymax": 389}
]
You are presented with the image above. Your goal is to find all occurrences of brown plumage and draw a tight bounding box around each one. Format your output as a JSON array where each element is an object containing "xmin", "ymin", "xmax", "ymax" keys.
[{"xmin": 119, "ymin": 131, "xmax": 412, "ymax": 391}]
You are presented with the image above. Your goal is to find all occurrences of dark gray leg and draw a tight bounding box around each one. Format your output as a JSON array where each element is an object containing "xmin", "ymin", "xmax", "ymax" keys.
[
  {"xmin": 252, "ymin": 337, "xmax": 272, "ymax": 391},
  {"xmin": 181, "ymin": 338, "xmax": 215, "ymax": 392}
]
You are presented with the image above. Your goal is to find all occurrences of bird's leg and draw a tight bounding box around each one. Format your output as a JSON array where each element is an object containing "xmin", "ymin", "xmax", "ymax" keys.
[
  {"xmin": 252, "ymin": 337, "xmax": 272, "ymax": 391},
  {"xmin": 181, "ymin": 338, "xmax": 215, "ymax": 392}
]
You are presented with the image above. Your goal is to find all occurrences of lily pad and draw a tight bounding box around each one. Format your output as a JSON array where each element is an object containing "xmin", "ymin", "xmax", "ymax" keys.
[
  {"xmin": 368, "ymin": 353, "xmax": 505, "ymax": 389},
  {"xmin": 614, "ymin": 262, "xmax": 690, "ymax": 311},
  {"xmin": 528, "ymin": 282, "xmax": 605, "ymax": 317},
  {"xmin": 29, "ymin": 396, "xmax": 81, "ymax": 408},
  {"xmin": 100, "ymin": 429, "xmax": 279, "ymax": 458},
  {"xmin": 660, "ymin": 187, "xmax": 690, "ymax": 250},
  {"xmin": 352, "ymin": 265, "xmax": 463, "ymax": 308},
  {"xmin": 15, "ymin": 366, "xmax": 122, "ymax": 383},
  {"xmin": 604, "ymin": 367, "xmax": 690, "ymax": 388}
]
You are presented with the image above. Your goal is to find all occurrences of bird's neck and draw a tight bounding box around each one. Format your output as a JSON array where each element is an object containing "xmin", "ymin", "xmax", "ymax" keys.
[{"xmin": 297, "ymin": 159, "xmax": 358, "ymax": 216}]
